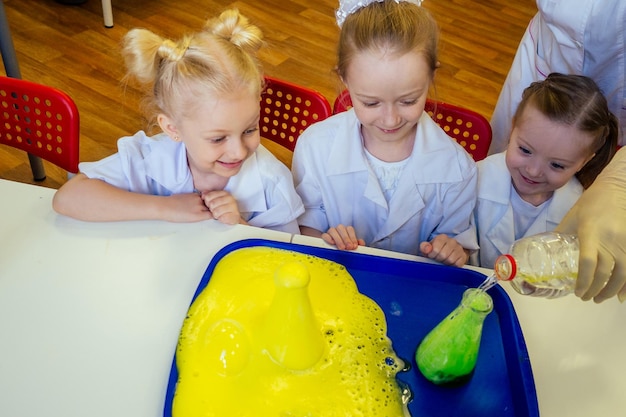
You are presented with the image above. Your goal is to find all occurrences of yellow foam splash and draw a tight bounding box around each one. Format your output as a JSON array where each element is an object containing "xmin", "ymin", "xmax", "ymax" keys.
[{"xmin": 173, "ymin": 246, "xmax": 409, "ymax": 417}]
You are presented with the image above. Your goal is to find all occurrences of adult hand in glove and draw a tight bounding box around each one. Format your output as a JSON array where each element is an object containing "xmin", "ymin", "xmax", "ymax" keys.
[{"xmin": 556, "ymin": 147, "xmax": 626, "ymax": 303}]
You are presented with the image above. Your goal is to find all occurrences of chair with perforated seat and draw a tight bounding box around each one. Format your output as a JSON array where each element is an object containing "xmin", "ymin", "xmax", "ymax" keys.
[
  {"xmin": 260, "ymin": 76, "xmax": 332, "ymax": 167},
  {"xmin": 0, "ymin": 76, "xmax": 80, "ymax": 178},
  {"xmin": 332, "ymin": 89, "xmax": 492, "ymax": 161}
]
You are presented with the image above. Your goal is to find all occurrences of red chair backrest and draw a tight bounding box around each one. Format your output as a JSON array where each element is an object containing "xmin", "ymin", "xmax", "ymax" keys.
[
  {"xmin": 0, "ymin": 76, "xmax": 80, "ymax": 173},
  {"xmin": 332, "ymin": 89, "xmax": 492, "ymax": 161},
  {"xmin": 261, "ymin": 76, "xmax": 332, "ymax": 152}
]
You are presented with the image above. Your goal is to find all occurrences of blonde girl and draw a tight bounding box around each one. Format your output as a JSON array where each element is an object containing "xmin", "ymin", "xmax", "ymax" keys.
[
  {"xmin": 292, "ymin": 0, "xmax": 478, "ymax": 266},
  {"xmin": 53, "ymin": 9, "xmax": 304, "ymax": 233}
]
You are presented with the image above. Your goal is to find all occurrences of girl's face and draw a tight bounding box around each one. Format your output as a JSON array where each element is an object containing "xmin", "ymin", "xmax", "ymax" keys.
[
  {"xmin": 344, "ymin": 48, "xmax": 431, "ymax": 150},
  {"xmin": 505, "ymin": 105, "xmax": 595, "ymax": 206},
  {"xmin": 161, "ymin": 90, "xmax": 261, "ymax": 180}
]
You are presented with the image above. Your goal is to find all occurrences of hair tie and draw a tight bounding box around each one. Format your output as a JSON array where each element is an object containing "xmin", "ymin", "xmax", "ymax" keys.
[
  {"xmin": 335, "ymin": 0, "xmax": 423, "ymax": 27},
  {"xmin": 161, "ymin": 38, "xmax": 190, "ymax": 62}
]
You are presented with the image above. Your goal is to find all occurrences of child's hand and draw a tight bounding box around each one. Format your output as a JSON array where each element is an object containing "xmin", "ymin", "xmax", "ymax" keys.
[
  {"xmin": 164, "ymin": 193, "xmax": 214, "ymax": 222},
  {"xmin": 322, "ymin": 224, "xmax": 366, "ymax": 250},
  {"xmin": 420, "ymin": 235, "xmax": 469, "ymax": 267},
  {"xmin": 201, "ymin": 190, "xmax": 244, "ymax": 226}
]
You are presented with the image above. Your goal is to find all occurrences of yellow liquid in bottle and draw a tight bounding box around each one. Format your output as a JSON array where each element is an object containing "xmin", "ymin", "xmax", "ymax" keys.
[{"xmin": 511, "ymin": 272, "xmax": 577, "ymax": 298}]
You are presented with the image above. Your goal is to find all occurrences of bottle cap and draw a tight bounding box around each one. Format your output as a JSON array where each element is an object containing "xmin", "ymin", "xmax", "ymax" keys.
[{"xmin": 494, "ymin": 254, "xmax": 516, "ymax": 281}]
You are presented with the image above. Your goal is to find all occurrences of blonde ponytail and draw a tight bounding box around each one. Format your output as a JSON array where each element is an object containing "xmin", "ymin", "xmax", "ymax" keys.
[{"xmin": 120, "ymin": 9, "xmax": 264, "ymax": 130}]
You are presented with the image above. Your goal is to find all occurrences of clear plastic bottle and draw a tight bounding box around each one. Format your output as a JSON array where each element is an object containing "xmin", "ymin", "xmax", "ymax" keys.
[{"xmin": 493, "ymin": 232, "xmax": 578, "ymax": 298}]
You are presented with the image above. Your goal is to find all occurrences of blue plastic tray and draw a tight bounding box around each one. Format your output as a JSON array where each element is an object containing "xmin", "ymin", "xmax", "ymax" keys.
[{"xmin": 164, "ymin": 239, "xmax": 539, "ymax": 417}]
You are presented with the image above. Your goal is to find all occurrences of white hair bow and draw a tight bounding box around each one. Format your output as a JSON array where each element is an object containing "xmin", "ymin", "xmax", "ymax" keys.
[{"xmin": 335, "ymin": 0, "xmax": 423, "ymax": 27}]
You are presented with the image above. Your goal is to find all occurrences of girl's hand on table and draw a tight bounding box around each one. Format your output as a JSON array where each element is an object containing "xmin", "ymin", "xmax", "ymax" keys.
[
  {"xmin": 420, "ymin": 234, "xmax": 469, "ymax": 267},
  {"xmin": 322, "ymin": 224, "xmax": 366, "ymax": 250},
  {"xmin": 201, "ymin": 190, "xmax": 245, "ymax": 226},
  {"xmin": 164, "ymin": 193, "xmax": 214, "ymax": 222}
]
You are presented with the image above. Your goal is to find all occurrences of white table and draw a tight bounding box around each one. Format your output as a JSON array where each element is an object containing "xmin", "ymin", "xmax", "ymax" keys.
[{"xmin": 0, "ymin": 179, "xmax": 624, "ymax": 417}]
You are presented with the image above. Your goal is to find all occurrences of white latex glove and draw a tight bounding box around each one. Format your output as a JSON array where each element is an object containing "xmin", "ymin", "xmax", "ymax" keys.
[{"xmin": 556, "ymin": 147, "xmax": 626, "ymax": 303}]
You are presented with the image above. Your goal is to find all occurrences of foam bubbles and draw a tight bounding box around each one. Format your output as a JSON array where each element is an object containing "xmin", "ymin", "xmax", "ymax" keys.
[{"xmin": 173, "ymin": 247, "xmax": 410, "ymax": 416}]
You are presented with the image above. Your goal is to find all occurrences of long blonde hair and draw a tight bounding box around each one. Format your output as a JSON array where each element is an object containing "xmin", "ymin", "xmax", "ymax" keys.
[{"xmin": 122, "ymin": 9, "xmax": 264, "ymax": 128}]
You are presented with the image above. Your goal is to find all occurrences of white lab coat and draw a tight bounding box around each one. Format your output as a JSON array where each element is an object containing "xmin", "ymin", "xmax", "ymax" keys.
[
  {"xmin": 490, "ymin": 0, "xmax": 626, "ymax": 154},
  {"xmin": 79, "ymin": 131, "xmax": 304, "ymax": 233},
  {"xmin": 292, "ymin": 109, "xmax": 479, "ymax": 256},
  {"xmin": 472, "ymin": 152, "xmax": 583, "ymax": 268}
]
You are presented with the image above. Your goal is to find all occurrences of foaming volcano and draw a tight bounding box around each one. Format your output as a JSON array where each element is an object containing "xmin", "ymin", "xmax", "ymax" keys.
[
  {"xmin": 172, "ymin": 246, "xmax": 410, "ymax": 416},
  {"xmin": 261, "ymin": 261, "xmax": 325, "ymax": 370}
]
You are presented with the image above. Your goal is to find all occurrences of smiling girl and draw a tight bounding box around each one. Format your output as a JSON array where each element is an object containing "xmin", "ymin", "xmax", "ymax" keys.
[
  {"xmin": 52, "ymin": 9, "xmax": 304, "ymax": 233},
  {"xmin": 291, "ymin": 0, "xmax": 478, "ymax": 266},
  {"xmin": 473, "ymin": 73, "xmax": 618, "ymax": 268}
]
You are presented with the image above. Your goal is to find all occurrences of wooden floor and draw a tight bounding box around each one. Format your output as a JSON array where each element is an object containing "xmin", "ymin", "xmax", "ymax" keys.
[{"xmin": 1, "ymin": 0, "xmax": 537, "ymax": 188}]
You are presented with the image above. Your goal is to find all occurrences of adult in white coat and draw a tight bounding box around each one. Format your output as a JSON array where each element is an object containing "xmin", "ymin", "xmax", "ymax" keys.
[{"xmin": 489, "ymin": 0, "xmax": 626, "ymax": 154}]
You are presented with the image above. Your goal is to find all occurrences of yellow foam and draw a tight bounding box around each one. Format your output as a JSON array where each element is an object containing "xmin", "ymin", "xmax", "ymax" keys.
[{"xmin": 173, "ymin": 246, "xmax": 409, "ymax": 417}]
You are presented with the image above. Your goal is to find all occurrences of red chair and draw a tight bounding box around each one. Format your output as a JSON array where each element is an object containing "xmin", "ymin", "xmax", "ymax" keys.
[
  {"xmin": 333, "ymin": 89, "xmax": 492, "ymax": 161},
  {"xmin": 261, "ymin": 76, "xmax": 332, "ymax": 152},
  {"xmin": 0, "ymin": 76, "xmax": 80, "ymax": 177}
]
